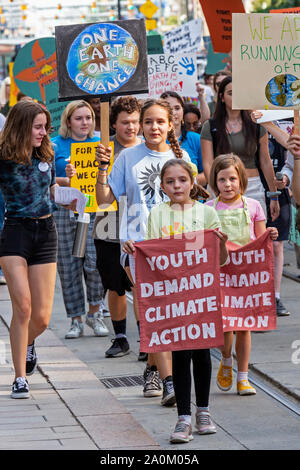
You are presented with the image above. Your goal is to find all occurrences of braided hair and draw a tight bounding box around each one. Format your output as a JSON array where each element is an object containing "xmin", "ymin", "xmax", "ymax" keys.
[
  {"xmin": 167, "ymin": 126, "xmax": 183, "ymax": 159},
  {"xmin": 140, "ymin": 98, "xmax": 183, "ymax": 159}
]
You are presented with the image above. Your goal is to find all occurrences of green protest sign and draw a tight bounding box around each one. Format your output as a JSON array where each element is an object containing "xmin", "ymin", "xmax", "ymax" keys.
[{"xmin": 12, "ymin": 37, "xmax": 68, "ymax": 137}]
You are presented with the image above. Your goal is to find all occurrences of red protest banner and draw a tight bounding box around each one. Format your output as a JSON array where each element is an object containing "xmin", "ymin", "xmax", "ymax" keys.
[
  {"xmin": 221, "ymin": 231, "xmax": 276, "ymax": 332},
  {"xmin": 199, "ymin": 0, "xmax": 245, "ymax": 53},
  {"xmin": 135, "ymin": 230, "xmax": 224, "ymax": 353}
]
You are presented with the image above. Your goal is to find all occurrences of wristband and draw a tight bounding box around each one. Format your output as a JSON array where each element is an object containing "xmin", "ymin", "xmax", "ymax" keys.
[
  {"xmin": 98, "ymin": 166, "xmax": 109, "ymax": 171},
  {"xmin": 97, "ymin": 180, "xmax": 108, "ymax": 185},
  {"xmin": 270, "ymin": 196, "xmax": 279, "ymax": 201}
]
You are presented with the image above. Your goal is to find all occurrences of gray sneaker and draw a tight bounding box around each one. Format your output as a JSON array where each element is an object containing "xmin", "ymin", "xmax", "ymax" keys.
[
  {"xmin": 143, "ymin": 370, "xmax": 162, "ymax": 397},
  {"xmin": 161, "ymin": 378, "xmax": 176, "ymax": 406},
  {"xmin": 195, "ymin": 411, "xmax": 217, "ymax": 435},
  {"xmin": 86, "ymin": 313, "xmax": 109, "ymax": 336},
  {"xmin": 170, "ymin": 419, "xmax": 193, "ymax": 443},
  {"xmin": 65, "ymin": 320, "xmax": 84, "ymax": 339},
  {"xmin": 276, "ymin": 298, "xmax": 290, "ymax": 316}
]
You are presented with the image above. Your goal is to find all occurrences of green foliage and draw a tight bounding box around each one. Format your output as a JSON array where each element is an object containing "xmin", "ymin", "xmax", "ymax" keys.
[
  {"xmin": 166, "ymin": 16, "xmax": 178, "ymax": 26},
  {"xmin": 251, "ymin": 0, "xmax": 299, "ymax": 13}
]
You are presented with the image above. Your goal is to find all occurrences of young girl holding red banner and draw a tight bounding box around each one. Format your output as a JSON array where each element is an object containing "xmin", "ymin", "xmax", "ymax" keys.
[
  {"xmin": 206, "ymin": 153, "xmax": 278, "ymax": 396},
  {"xmin": 95, "ymin": 99, "xmax": 192, "ymax": 407},
  {"xmin": 123, "ymin": 159, "xmax": 228, "ymax": 444}
]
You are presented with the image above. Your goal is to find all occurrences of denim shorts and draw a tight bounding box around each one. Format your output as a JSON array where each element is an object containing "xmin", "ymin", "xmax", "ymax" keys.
[{"xmin": 0, "ymin": 215, "xmax": 58, "ymax": 265}]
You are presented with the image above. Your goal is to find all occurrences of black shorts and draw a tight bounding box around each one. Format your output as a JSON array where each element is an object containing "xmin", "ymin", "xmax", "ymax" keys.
[
  {"xmin": 94, "ymin": 239, "xmax": 132, "ymax": 296},
  {"xmin": 266, "ymin": 189, "xmax": 291, "ymax": 241},
  {"xmin": 0, "ymin": 216, "xmax": 58, "ymax": 265}
]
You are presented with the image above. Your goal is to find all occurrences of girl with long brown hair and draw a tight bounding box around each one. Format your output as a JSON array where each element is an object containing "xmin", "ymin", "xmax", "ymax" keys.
[
  {"xmin": 94, "ymin": 98, "xmax": 191, "ymax": 407},
  {"xmin": 0, "ymin": 101, "xmax": 59, "ymax": 398}
]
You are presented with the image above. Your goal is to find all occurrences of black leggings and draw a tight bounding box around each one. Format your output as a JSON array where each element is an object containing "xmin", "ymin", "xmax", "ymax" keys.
[{"xmin": 172, "ymin": 349, "xmax": 212, "ymax": 416}]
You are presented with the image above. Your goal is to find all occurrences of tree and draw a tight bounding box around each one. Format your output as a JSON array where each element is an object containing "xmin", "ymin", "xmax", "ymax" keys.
[{"xmin": 251, "ymin": 0, "xmax": 299, "ymax": 13}]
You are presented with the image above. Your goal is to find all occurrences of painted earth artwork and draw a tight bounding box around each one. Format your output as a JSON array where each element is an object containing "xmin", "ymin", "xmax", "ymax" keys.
[
  {"xmin": 67, "ymin": 23, "xmax": 139, "ymax": 95},
  {"xmin": 265, "ymin": 74, "xmax": 300, "ymax": 107}
]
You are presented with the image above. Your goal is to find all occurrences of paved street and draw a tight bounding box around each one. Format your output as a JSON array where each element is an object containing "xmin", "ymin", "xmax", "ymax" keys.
[{"xmin": 0, "ymin": 242, "xmax": 299, "ymax": 451}]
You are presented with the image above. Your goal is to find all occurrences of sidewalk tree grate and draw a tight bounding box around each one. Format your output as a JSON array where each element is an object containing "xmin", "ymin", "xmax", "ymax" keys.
[{"xmin": 100, "ymin": 375, "xmax": 144, "ymax": 388}]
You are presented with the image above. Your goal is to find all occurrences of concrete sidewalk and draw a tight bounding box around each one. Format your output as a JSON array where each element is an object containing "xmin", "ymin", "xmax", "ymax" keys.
[
  {"xmin": 0, "ymin": 297, "xmax": 159, "ymax": 450},
  {"xmin": 0, "ymin": 242, "xmax": 299, "ymax": 450}
]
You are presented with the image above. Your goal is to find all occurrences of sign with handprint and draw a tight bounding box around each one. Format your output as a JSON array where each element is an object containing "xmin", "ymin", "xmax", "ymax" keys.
[{"xmin": 145, "ymin": 53, "xmax": 197, "ymax": 99}]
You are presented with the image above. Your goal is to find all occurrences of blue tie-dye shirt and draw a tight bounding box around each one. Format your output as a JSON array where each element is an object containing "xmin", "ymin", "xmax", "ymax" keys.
[{"xmin": 0, "ymin": 155, "xmax": 56, "ymax": 218}]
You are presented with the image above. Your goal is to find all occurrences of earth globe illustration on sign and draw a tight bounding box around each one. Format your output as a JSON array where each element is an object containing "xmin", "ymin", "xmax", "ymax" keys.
[
  {"xmin": 265, "ymin": 74, "xmax": 300, "ymax": 107},
  {"xmin": 66, "ymin": 23, "xmax": 139, "ymax": 95}
]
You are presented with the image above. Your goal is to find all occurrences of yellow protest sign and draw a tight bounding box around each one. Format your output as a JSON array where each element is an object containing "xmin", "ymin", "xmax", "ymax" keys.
[{"xmin": 70, "ymin": 141, "xmax": 117, "ymax": 212}]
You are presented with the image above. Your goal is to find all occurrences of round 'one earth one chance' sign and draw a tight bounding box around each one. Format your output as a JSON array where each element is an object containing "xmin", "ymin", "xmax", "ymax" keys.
[{"xmin": 66, "ymin": 23, "xmax": 139, "ymax": 95}]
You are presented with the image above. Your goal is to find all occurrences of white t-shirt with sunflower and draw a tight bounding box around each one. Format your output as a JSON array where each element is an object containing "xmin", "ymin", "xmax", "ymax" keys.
[
  {"xmin": 146, "ymin": 201, "xmax": 221, "ymax": 240},
  {"xmin": 108, "ymin": 142, "xmax": 190, "ymax": 243}
]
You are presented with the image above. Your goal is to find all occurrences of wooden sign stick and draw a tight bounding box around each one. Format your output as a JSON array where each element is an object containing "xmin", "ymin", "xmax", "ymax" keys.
[
  {"xmin": 294, "ymin": 110, "xmax": 300, "ymax": 135},
  {"xmin": 100, "ymin": 99, "xmax": 110, "ymax": 148}
]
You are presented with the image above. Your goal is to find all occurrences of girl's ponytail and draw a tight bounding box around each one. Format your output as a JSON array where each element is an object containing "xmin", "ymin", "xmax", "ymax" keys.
[
  {"xmin": 190, "ymin": 183, "xmax": 210, "ymax": 201},
  {"xmin": 167, "ymin": 127, "xmax": 183, "ymax": 159}
]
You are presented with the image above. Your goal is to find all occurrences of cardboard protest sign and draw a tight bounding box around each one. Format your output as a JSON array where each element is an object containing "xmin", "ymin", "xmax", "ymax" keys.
[
  {"xmin": 163, "ymin": 19, "xmax": 202, "ymax": 55},
  {"xmin": 12, "ymin": 37, "xmax": 69, "ymax": 137},
  {"xmin": 13, "ymin": 37, "xmax": 57, "ymax": 103},
  {"xmin": 146, "ymin": 53, "xmax": 198, "ymax": 99},
  {"xmin": 221, "ymin": 231, "xmax": 276, "ymax": 332},
  {"xmin": 199, "ymin": 0, "xmax": 245, "ymax": 53},
  {"xmin": 147, "ymin": 34, "xmax": 163, "ymax": 55},
  {"xmin": 232, "ymin": 13, "xmax": 300, "ymax": 110},
  {"xmin": 70, "ymin": 141, "xmax": 117, "ymax": 213},
  {"xmin": 55, "ymin": 20, "xmax": 148, "ymax": 101},
  {"xmin": 204, "ymin": 38, "xmax": 231, "ymax": 75},
  {"xmin": 135, "ymin": 230, "xmax": 224, "ymax": 353}
]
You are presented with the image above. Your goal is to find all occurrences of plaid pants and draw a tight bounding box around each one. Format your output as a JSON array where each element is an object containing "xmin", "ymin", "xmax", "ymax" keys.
[{"xmin": 54, "ymin": 207, "xmax": 104, "ymax": 318}]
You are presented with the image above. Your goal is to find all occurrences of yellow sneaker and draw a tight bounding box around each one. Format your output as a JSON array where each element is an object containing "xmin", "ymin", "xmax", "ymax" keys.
[
  {"xmin": 237, "ymin": 379, "xmax": 256, "ymax": 396},
  {"xmin": 216, "ymin": 361, "xmax": 233, "ymax": 391}
]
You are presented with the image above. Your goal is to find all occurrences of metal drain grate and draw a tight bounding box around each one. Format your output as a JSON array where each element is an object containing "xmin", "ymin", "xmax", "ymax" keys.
[{"xmin": 101, "ymin": 375, "xmax": 144, "ymax": 389}]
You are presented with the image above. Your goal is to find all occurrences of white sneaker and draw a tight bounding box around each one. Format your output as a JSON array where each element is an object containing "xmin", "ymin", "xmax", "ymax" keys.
[
  {"xmin": 102, "ymin": 306, "xmax": 110, "ymax": 318},
  {"xmin": 86, "ymin": 313, "xmax": 109, "ymax": 337},
  {"xmin": 0, "ymin": 275, "xmax": 6, "ymax": 285},
  {"xmin": 65, "ymin": 320, "xmax": 84, "ymax": 339}
]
